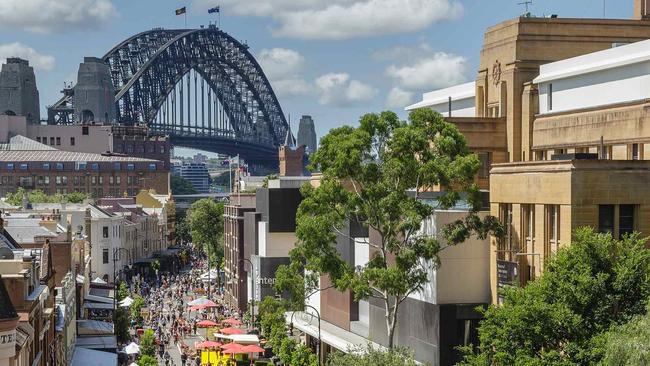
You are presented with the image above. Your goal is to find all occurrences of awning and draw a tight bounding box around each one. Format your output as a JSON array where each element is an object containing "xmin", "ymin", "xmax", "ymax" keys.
[
  {"xmin": 84, "ymin": 302, "xmax": 114, "ymax": 310},
  {"xmin": 284, "ymin": 312, "xmax": 386, "ymax": 355},
  {"xmin": 71, "ymin": 346, "xmax": 117, "ymax": 366},
  {"xmin": 228, "ymin": 334, "xmax": 260, "ymax": 345},
  {"xmin": 75, "ymin": 336, "xmax": 118, "ymax": 350},
  {"xmin": 77, "ymin": 320, "xmax": 114, "ymax": 336},
  {"xmin": 17, "ymin": 323, "xmax": 35, "ymax": 340},
  {"xmin": 85, "ymin": 294, "xmax": 114, "ymax": 304},
  {"xmin": 16, "ymin": 327, "xmax": 29, "ymax": 348}
]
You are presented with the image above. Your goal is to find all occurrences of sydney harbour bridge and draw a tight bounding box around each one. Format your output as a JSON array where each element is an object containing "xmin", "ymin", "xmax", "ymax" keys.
[{"xmin": 48, "ymin": 25, "xmax": 289, "ymax": 167}]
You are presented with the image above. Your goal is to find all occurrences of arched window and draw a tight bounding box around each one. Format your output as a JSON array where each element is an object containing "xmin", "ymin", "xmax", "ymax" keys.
[
  {"xmin": 82, "ymin": 110, "xmax": 95, "ymax": 123},
  {"xmin": 3, "ymin": 110, "xmax": 16, "ymax": 116}
]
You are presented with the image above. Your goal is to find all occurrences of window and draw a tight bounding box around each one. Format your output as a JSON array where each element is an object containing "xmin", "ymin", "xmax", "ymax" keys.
[
  {"xmin": 36, "ymin": 137, "xmax": 40, "ymax": 143},
  {"xmin": 113, "ymin": 163, "xmax": 121, "ymax": 171},
  {"xmin": 631, "ymin": 144, "xmax": 641, "ymax": 160},
  {"xmin": 19, "ymin": 163, "xmax": 27, "ymax": 170},
  {"xmin": 6, "ymin": 163, "xmax": 13, "ymax": 170},
  {"xmin": 103, "ymin": 226, "xmax": 109, "ymax": 238},
  {"xmin": 50, "ymin": 137, "xmax": 55, "ymax": 146},
  {"xmin": 148, "ymin": 145, "xmax": 155, "ymax": 153},
  {"xmin": 160, "ymin": 146, "xmax": 165, "ymax": 154},
  {"xmin": 98, "ymin": 176, "xmax": 103, "ymax": 184},
  {"xmin": 91, "ymin": 176, "xmax": 97, "ymax": 185},
  {"xmin": 70, "ymin": 137, "xmax": 75, "ymax": 146},
  {"xmin": 56, "ymin": 137, "xmax": 61, "ymax": 146},
  {"xmin": 55, "ymin": 163, "xmax": 64, "ymax": 170},
  {"xmin": 116, "ymin": 176, "xmax": 121, "ymax": 185},
  {"xmin": 547, "ymin": 83, "xmax": 553, "ymax": 111},
  {"xmin": 148, "ymin": 163, "xmax": 157, "ymax": 171},
  {"xmin": 545, "ymin": 205, "xmax": 560, "ymax": 259},
  {"xmin": 478, "ymin": 152, "xmax": 491, "ymax": 179},
  {"xmin": 91, "ymin": 163, "xmax": 99, "ymax": 171},
  {"xmin": 82, "ymin": 126, "xmax": 89, "ymax": 135},
  {"xmin": 126, "ymin": 144, "xmax": 134, "ymax": 153},
  {"xmin": 75, "ymin": 162, "xmax": 87, "ymax": 171},
  {"xmin": 127, "ymin": 164, "xmax": 135, "ymax": 171},
  {"xmin": 598, "ymin": 205, "xmax": 615, "ymax": 235},
  {"xmin": 109, "ymin": 176, "xmax": 114, "ymax": 185},
  {"xmin": 42, "ymin": 163, "xmax": 50, "ymax": 170},
  {"xmin": 43, "ymin": 176, "xmax": 49, "ymax": 185},
  {"xmin": 102, "ymin": 248, "xmax": 109, "ymax": 264},
  {"xmin": 498, "ymin": 204, "xmax": 514, "ymax": 261},
  {"xmin": 619, "ymin": 205, "xmax": 635, "ymax": 238}
]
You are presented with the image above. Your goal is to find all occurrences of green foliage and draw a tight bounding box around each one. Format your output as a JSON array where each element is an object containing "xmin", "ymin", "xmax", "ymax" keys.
[
  {"xmin": 5, "ymin": 187, "xmax": 89, "ymax": 206},
  {"xmin": 459, "ymin": 228, "xmax": 650, "ymax": 366},
  {"xmin": 262, "ymin": 174, "xmax": 278, "ymax": 188},
  {"xmin": 116, "ymin": 282, "xmax": 128, "ymax": 301},
  {"xmin": 151, "ymin": 260, "xmax": 160, "ymax": 273},
  {"xmin": 327, "ymin": 345, "xmax": 417, "ymax": 366},
  {"xmin": 115, "ymin": 308, "xmax": 130, "ymax": 343},
  {"xmin": 258, "ymin": 297, "xmax": 318, "ymax": 366},
  {"xmin": 188, "ymin": 198, "xmax": 224, "ymax": 266},
  {"xmin": 137, "ymin": 354, "xmax": 157, "ymax": 366},
  {"xmin": 599, "ymin": 303, "xmax": 650, "ymax": 366},
  {"xmin": 130, "ymin": 295, "xmax": 145, "ymax": 324},
  {"xmin": 175, "ymin": 212, "xmax": 192, "ymax": 244},
  {"xmin": 139, "ymin": 329, "xmax": 157, "ymax": 357},
  {"xmin": 171, "ymin": 175, "xmax": 198, "ymax": 195},
  {"xmin": 283, "ymin": 109, "xmax": 502, "ymax": 347}
]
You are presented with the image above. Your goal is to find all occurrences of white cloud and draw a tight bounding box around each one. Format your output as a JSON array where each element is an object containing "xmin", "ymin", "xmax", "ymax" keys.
[
  {"xmin": 0, "ymin": 0, "xmax": 117, "ymax": 33},
  {"xmin": 257, "ymin": 48, "xmax": 311, "ymax": 98},
  {"xmin": 0, "ymin": 43, "xmax": 55, "ymax": 71},
  {"xmin": 196, "ymin": 0, "xmax": 462, "ymax": 40},
  {"xmin": 315, "ymin": 73, "xmax": 376, "ymax": 107},
  {"xmin": 386, "ymin": 52, "xmax": 467, "ymax": 90},
  {"xmin": 386, "ymin": 87, "xmax": 414, "ymax": 109},
  {"xmin": 257, "ymin": 48, "xmax": 305, "ymax": 79},
  {"xmin": 373, "ymin": 43, "xmax": 433, "ymax": 62}
]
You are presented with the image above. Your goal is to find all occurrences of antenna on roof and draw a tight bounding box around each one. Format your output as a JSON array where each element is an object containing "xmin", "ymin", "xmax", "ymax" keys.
[{"xmin": 518, "ymin": 0, "xmax": 533, "ymax": 14}]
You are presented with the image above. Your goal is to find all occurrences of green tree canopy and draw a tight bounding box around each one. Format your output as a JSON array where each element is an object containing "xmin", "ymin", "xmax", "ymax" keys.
[
  {"xmin": 599, "ymin": 303, "xmax": 650, "ymax": 366},
  {"xmin": 188, "ymin": 198, "xmax": 224, "ymax": 266},
  {"xmin": 279, "ymin": 109, "xmax": 501, "ymax": 347},
  {"xmin": 460, "ymin": 228, "xmax": 650, "ymax": 365},
  {"xmin": 5, "ymin": 188, "xmax": 89, "ymax": 206},
  {"xmin": 139, "ymin": 329, "xmax": 157, "ymax": 357},
  {"xmin": 137, "ymin": 354, "xmax": 157, "ymax": 366},
  {"xmin": 327, "ymin": 345, "xmax": 417, "ymax": 366},
  {"xmin": 171, "ymin": 175, "xmax": 198, "ymax": 195}
]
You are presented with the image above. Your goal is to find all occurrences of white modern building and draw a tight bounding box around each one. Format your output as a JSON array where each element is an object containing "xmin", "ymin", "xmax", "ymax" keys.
[
  {"xmin": 87, "ymin": 205, "xmax": 127, "ymax": 283},
  {"xmin": 405, "ymin": 81, "xmax": 476, "ymax": 117}
]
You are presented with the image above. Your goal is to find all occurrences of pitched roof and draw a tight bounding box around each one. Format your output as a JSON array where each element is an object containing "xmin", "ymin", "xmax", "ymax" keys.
[
  {"xmin": 0, "ymin": 274, "xmax": 18, "ymax": 320},
  {"xmin": 0, "ymin": 150, "xmax": 161, "ymax": 163},
  {"xmin": 0, "ymin": 135, "xmax": 57, "ymax": 151}
]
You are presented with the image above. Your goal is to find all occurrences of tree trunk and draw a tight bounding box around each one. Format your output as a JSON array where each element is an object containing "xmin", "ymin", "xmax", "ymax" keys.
[{"xmin": 385, "ymin": 297, "xmax": 400, "ymax": 348}]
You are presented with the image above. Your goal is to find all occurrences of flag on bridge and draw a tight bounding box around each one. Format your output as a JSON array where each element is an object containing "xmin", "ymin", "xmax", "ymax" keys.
[
  {"xmin": 175, "ymin": 6, "xmax": 186, "ymax": 15},
  {"xmin": 208, "ymin": 6, "xmax": 220, "ymax": 14}
]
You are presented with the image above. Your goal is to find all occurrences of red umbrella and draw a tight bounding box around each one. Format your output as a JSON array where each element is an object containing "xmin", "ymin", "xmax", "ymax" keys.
[
  {"xmin": 196, "ymin": 320, "xmax": 219, "ymax": 328},
  {"xmin": 222, "ymin": 347, "xmax": 246, "ymax": 355},
  {"xmin": 195, "ymin": 341, "xmax": 222, "ymax": 350},
  {"xmin": 220, "ymin": 327, "xmax": 245, "ymax": 335},
  {"xmin": 221, "ymin": 343, "xmax": 243, "ymax": 350},
  {"xmin": 222, "ymin": 318, "xmax": 242, "ymax": 326},
  {"xmin": 241, "ymin": 345, "xmax": 265, "ymax": 353},
  {"xmin": 188, "ymin": 305, "xmax": 205, "ymax": 312}
]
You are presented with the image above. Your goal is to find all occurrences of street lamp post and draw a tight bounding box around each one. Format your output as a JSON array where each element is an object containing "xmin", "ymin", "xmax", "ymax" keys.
[
  {"xmin": 113, "ymin": 247, "xmax": 131, "ymax": 324},
  {"xmin": 239, "ymin": 258, "xmax": 254, "ymax": 327},
  {"xmin": 289, "ymin": 305, "xmax": 322, "ymax": 366}
]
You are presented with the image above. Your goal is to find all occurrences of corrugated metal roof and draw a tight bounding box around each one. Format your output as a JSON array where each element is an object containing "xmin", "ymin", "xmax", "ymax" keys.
[
  {"xmin": 0, "ymin": 150, "xmax": 160, "ymax": 162},
  {"xmin": 0, "ymin": 135, "xmax": 57, "ymax": 151}
]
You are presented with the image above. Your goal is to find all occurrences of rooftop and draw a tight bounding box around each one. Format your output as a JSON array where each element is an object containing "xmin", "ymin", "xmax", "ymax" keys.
[
  {"xmin": 0, "ymin": 135, "xmax": 57, "ymax": 151},
  {"xmin": 0, "ymin": 150, "xmax": 161, "ymax": 163},
  {"xmin": 405, "ymin": 81, "xmax": 475, "ymax": 111},
  {"xmin": 534, "ymin": 38, "xmax": 650, "ymax": 84}
]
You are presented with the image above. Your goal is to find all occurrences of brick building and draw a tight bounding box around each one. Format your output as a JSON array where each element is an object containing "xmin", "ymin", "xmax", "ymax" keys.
[{"xmin": 0, "ymin": 149, "xmax": 169, "ymax": 198}]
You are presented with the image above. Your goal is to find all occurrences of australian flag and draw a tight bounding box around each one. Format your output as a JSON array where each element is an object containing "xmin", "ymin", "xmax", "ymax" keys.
[{"xmin": 208, "ymin": 6, "xmax": 220, "ymax": 14}]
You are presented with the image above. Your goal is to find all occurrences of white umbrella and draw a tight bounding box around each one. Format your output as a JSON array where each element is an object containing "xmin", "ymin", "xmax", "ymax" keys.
[
  {"xmin": 188, "ymin": 297, "xmax": 211, "ymax": 306},
  {"xmin": 124, "ymin": 342, "xmax": 140, "ymax": 355},
  {"xmin": 129, "ymin": 363, "xmax": 138, "ymax": 366},
  {"xmin": 92, "ymin": 277, "xmax": 107, "ymax": 284},
  {"xmin": 119, "ymin": 297, "xmax": 134, "ymax": 307}
]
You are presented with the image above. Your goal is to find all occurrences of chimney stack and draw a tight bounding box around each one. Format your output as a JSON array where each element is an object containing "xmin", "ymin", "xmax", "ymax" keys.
[{"xmin": 634, "ymin": 0, "xmax": 650, "ymax": 20}]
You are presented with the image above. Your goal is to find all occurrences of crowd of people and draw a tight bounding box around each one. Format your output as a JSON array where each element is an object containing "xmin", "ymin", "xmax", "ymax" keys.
[{"xmin": 121, "ymin": 248, "xmax": 239, "ymax": 366}]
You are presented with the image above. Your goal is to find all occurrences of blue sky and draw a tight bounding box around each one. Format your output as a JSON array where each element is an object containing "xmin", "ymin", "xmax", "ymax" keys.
[{"xmin": 0, "ymin": 0, "xmax": 634, "ymax": 153}]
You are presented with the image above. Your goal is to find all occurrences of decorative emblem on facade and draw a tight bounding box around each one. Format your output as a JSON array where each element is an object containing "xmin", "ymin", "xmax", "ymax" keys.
[{"xmin": 492, "ymin": 61, "xmax": 502, "ymax": 86}]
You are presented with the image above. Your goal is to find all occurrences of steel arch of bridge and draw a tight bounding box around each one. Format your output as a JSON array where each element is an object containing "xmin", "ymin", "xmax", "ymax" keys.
[{"xmin": 102, "ymin": 27, "xmax": 289, "ymax": 163}]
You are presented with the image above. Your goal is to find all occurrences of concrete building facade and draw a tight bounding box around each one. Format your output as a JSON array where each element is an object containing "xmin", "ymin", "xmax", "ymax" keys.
[
  {"xmin": 0, "ymin": 58, "xmax": 40, "ymax": 124},
  {"xmin": 297, "ymin": 115, "xmax": 317, "ymax": 155},
  {"xmin": 73, "ymin": 57, "xmax": 116, "ymax": 124}
]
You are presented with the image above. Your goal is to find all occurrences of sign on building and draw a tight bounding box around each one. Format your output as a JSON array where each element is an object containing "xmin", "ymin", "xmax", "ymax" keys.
[{"xmin": 496, "ymin": 260, "xmax": 519, "ymax": 304}]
